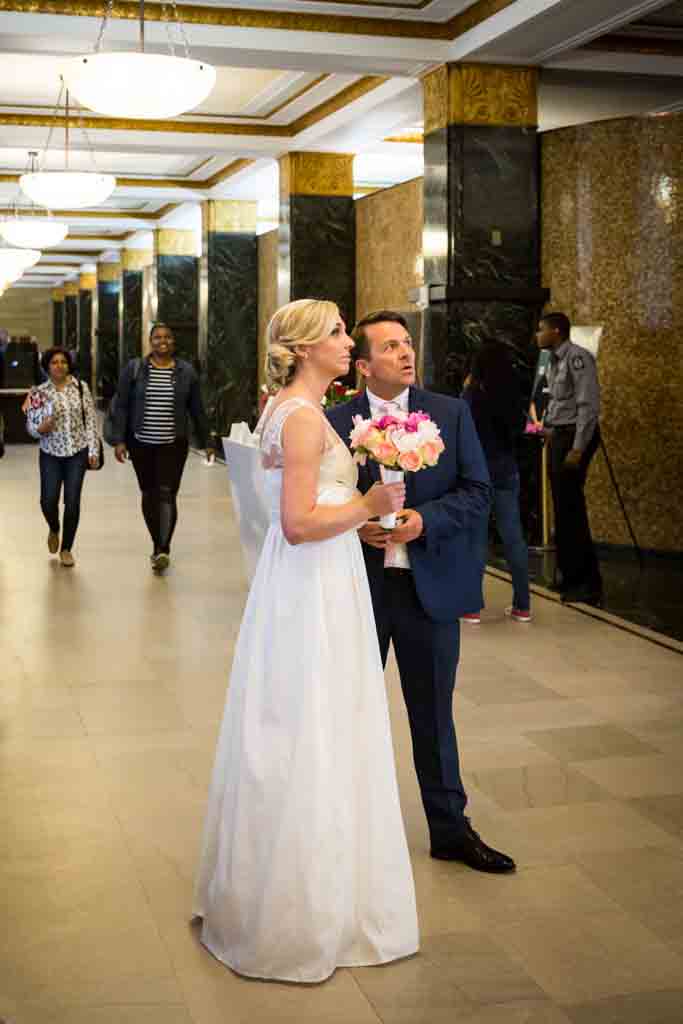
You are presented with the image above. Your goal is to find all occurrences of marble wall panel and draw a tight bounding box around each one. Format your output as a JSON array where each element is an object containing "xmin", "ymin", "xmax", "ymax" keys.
[
  {"xmin": 52, "ymin": 302, "xmax": 63, "ymax": 347},
  {"xmin": 542, "ymin": 116, "xmax": 683, "ymax": 552},
  {"xmin": 257, "ymin": 229, "xmax": 278, "ymax": 390},
  {"xmin": 356, "ymin": 178, "xmax": 423, "ymax": 318},
  {"xmin": 290, "ymin": 195, "xmax": 355, "ymax": 326},
  {"xmin": 204, "ymin": 232, "xmax": 258, "ymax": 438},
  {"xmin": 121, "ymin": 270, "xmax": 142, "ymax": 365},
  {"xmin": 97, "ymin": 281, "xmax": 120, "ymax": 397},
  {"xmin": 64, "ymin": 294, "xmax": 78, "ymax": 353},
  {"xmin": 78, "ymin": 290, "xmax": 92, "ymax": 386},
  {"xmin": 156, "ymin": 255, "xmax": 199, "ymax": 365}
]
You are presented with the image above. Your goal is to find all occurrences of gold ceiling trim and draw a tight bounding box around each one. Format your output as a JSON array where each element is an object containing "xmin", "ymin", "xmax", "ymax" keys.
[
  {"xmin": 68, "ymin": 232, "xmax": 129, "ymax": 240},
  {"xmin": 199, "ymin": 73, "xmax": 330, "ymax": 121},
  {"xmin": 383, "ymin": 133, "xmax": 424, "ymax": 143},
  {"xmin": 0, "ymin": 203, "xmax": 179, "ymax": 220},
  {"xmin": 0, "ymin": 76, "xmax": 386, "ymax": 138},
  {"xmin": 0, "ymin": 0, "xmax": 517, "ymax": 40},
  {"xmin": 584, "ymin": 34, "xmax": 683, "ymax": 57}
]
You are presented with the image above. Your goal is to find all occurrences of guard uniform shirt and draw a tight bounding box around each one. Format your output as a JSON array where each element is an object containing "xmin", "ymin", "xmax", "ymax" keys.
[{"xmin": 544, "ymin": 340, "xmax": 600, "ymax": 452}]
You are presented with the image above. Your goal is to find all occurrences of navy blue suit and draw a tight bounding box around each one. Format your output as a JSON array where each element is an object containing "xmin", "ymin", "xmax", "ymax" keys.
[{"xmin": 328, "ymin": 386, "xmax": 490, "ymax": 846}]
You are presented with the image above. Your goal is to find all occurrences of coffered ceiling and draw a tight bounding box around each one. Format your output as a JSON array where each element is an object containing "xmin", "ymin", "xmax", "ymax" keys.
[{"xmin": 2, "ymin": 0, "xmax": 682, "ymax": 287}]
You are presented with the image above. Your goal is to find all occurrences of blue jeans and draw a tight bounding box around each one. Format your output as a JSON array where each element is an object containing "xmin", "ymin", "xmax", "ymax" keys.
[
  {"xmin": 475, "ymin": 470, "xmax": 530, "ymax": 611},
  {"xmin": 39, "ymin": 447, "xmax": 88, "ymax": 552}
]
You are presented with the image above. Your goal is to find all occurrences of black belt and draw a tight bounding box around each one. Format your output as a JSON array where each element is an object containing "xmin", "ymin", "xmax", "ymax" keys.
[{"xmin": 384, "ymin": 567, "xmax": 412, "ymax": 577}]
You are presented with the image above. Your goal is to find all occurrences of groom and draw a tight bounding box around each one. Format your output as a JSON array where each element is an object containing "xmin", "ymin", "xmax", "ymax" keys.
[{"xmin": 328, "ymin": 310, "xmax": 515, "ymax": 873}]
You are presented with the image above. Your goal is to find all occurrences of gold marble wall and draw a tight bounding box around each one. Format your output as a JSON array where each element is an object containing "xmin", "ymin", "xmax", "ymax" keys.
[
  {"xmin": 0, "ymin": 287, "xmax": 53, "ymax": 346},
  {"xmin": 356, "ymin": 178, "xmax": 424, "ymax": 319},
  {"xmin": 257, "ymin": 229, "xmax": 279, "ymax": 389},
  {"xmin": 542, "ymin": 116, "xmax": 683, "ymax": 552}
]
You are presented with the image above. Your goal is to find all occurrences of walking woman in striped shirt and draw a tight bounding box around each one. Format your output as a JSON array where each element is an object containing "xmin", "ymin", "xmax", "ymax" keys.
[{"xmin": 110, "ymin": 323, "xmax": 212, "ymax": 573}]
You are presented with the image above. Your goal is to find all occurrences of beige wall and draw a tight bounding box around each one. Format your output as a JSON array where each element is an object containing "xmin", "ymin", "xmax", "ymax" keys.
[
  {"xmin": 0, "ymin": 288, "xmax": 53, "ymax": 347},
  {"xmin": 542, "ymin": 115, "xmax": 683, "ymax": 552},
  {"xmin": 257, "ymin": 230, "xmax": 278, "ymax": 391},
  {"xmin": 356, "ymin": 178, "xmax": 423, "ymax": 319}
]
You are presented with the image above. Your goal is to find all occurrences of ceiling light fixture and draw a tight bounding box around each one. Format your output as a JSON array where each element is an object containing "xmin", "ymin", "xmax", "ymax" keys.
[
  {"xmin": 19, "ymin": 86, "xmax": 116, "ymax": 211},
  {"xmin": 1, "ymin": 152, "xmax": 70, "ymax": 249},
  {"xmin": 0, "ymin": 248, "xmax": 41, "ymax": 286},
  {"xmin": 62, "ymin": 0, "xmax": 216, "ymax": 120}
]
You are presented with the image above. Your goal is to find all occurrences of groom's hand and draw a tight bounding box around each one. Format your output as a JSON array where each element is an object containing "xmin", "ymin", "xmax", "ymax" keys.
[
  {"xmin": 358, "ymin": 522, "xmax": 391, "ymax": 549},
  {"xmin": 389, "ymin": 509, "xmax": 423, "ymax": 544}
]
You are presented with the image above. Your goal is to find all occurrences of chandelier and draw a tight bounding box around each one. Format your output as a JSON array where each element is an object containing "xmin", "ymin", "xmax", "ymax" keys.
[
  {"xmin": 19, "ymin": 84, "xmax": 116, "ymax": 211},
  {"xmin": 62, "ymin": 0, "xmax": 216, "ymax": 120}
]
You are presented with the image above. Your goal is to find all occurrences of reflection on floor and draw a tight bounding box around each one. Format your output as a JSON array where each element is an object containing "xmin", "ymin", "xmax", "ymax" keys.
[
  {"xmin": 489, "ymin": 545, "xmax": 683, "ymax": 643},
  {"xmin": 1, "ymin": 443, "xmax": 682, "ymax": 1024}
]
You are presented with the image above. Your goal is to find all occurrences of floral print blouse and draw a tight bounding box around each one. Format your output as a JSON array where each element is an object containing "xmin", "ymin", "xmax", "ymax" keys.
[{"xmin": 26, "ymin": 377, "xmax": 99, "ymax": 459}]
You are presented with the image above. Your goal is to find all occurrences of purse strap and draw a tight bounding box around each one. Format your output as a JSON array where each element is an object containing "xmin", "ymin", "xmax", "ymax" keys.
[{"xmin": 77, "ymin": 378, "xmax": 86, "ymax": 428}]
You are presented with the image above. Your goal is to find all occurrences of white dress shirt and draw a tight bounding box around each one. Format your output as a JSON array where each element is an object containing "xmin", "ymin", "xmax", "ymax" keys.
[{"xmin": 366, "ymin": 387, "xmax": 411, "ymax": 571}]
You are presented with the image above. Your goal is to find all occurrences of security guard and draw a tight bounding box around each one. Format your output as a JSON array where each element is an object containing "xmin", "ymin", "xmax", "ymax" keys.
[{"xmin": 536, "ymin": 312, "xmax": 603, "ymax": 605}]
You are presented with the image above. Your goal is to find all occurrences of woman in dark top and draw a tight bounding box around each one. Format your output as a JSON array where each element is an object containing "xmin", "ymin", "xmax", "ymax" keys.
[
  {"xmin": 462, "ymin": 342, "xmax": 531, "ymax": 622},
  {"xmin": 110, "ymin": 322, "xmax": 212, "ymax": 573}
]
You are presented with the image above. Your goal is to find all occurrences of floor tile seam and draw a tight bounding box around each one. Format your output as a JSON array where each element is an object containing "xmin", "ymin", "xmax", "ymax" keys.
[
  {"xmin": 485, "ymin": 567, "xmax": 683, "ymax": 655},
  {"xmin": 346, "ymin": 968, "xmax": 387, "ymax": 1023}
]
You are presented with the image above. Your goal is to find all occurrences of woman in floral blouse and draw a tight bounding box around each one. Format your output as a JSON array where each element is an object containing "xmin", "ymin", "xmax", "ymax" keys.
[{"xmin": 26, "ymin": 347, "xmax": 100, "ymax": 567}]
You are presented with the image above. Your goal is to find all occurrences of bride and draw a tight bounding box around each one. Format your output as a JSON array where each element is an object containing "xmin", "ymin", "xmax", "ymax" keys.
[{"xmin": 193, "ymin": 298, "xmax": 419, "ymax": 983}]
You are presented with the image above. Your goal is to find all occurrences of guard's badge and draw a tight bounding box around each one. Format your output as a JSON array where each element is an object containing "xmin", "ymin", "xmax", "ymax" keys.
[{"xmin": 571, "ymin": 355, "xmax": 584, "ymax": 371}]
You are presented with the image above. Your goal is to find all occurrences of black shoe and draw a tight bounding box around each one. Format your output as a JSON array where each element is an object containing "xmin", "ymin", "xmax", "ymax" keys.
[{"xmin": 430, "ymin": 819, "xmax": 516, "ymax": 873}]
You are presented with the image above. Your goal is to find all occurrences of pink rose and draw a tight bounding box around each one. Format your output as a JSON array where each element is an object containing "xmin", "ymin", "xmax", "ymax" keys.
[
  {"xmin": 376, "ymin": 414, "xmax": 404, "ymax": 431},
  {"xmin": 374, "ymin": 441, "xmax": 399, "ymax": 466},
  {"xmin": 404, "ymin": 411, "xmax": 431, "ymax": 432},
  {"xmin": 362, "ymin": 428, "xmax": 385, "ymax": 452},
  {"xmin": 422, "ymin": 439, "xmax": 445, "ymax": 466},
  {"xmin": 397, "ymin": 449, "xmax": 424, "ymax": 472}
]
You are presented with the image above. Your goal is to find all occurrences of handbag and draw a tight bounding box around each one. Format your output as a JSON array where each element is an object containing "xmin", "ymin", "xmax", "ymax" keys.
[{"xmin": 78, "ymin": 378, "xmax": 104, "ymax": 470}]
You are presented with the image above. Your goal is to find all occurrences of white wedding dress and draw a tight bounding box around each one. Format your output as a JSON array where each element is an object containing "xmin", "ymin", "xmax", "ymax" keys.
[{"xmin": 193, "ymin": 397, "xmax": 419, "ymax": 983}]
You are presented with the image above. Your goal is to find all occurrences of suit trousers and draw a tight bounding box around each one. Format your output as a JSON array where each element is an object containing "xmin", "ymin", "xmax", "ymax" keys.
[
  {"xmin": 548, "ymin": 425, "xmax": 602, "ymax": 594},
  {"xmin": 372, "ymin": 568, "xmax": 467, "ymax": 847}
]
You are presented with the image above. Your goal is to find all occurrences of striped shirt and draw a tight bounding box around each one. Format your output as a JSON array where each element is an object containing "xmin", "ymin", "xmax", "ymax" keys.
[{"xmin": 135, "ymin": 365, "xmax": 176, "ymax": 445}]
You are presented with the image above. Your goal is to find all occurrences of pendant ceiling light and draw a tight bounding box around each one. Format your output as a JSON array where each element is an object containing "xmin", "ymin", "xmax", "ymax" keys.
[
  {"xmin": 62, "ymin": 0, "xmax": 216, "ymax": 120},
  {"xmin": 1, "ymin": 152, "xmax": 69, "ymax": 249},
  {"xmin": 19, "ymin": 85, "xmax": 116, "ymax": 211},
  {"xmin": 0, "ymin": 248, "xmax": 41, "ymax": 284}
]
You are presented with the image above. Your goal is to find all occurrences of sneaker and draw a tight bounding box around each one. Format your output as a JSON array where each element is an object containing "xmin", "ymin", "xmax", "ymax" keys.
[
  {"xmin": 462, "ymin": 613, "xmax": 481, "ymax": 625},
  {"xmin": 151, "ymin": 553, "xmax": 170, "ymax": 574},
  {"xmin": 59, "ymin": 550, "xmax": 75, "ymax": 568},
  {"xmin": 505, "ymin": 606, "xmax": 532, "ymax": 623},
  {"xmin": 47, "ymin": 530, "xmax": 59, "ymax": 554}
]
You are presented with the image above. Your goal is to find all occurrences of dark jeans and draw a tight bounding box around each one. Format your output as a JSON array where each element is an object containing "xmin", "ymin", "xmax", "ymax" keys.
[
  {"xmin": 39, "ymin": 447, "xmax": 89, "ymax": 552},
  {"xmin": 549, "ymin": 425, "xmax": 602, "ymax": 594},
  {"xmin": 129, "ymin": 437, "xmax": 189, "ymax": 554},
  {"xmin": 474, "ymin": 470, "xmax": 530, "ymax": 611},
  {"xmin": 373, "ymin": 569, "xmax": 466, "ymax": 848}
]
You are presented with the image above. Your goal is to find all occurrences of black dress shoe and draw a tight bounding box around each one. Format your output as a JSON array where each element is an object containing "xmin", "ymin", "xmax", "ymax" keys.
[{"xmin": 430, "ymin": 819, "xmax": 516, "ymax": 873}]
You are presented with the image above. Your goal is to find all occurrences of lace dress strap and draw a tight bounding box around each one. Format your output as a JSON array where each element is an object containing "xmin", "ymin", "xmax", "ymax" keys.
[{"xmin": 259, "ymin": 397, "xmax": 326, "ymax": 468}]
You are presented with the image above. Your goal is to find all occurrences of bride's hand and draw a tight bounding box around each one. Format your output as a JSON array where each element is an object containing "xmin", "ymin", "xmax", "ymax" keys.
[{"xmin": 364, "ymin": 482, "xmax": 406, "ymax": 518}]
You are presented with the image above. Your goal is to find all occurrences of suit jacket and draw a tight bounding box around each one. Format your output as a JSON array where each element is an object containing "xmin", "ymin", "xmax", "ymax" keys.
[{"xmin": 327, "ymin": 386, "xmax": 490, "ymax": 623}]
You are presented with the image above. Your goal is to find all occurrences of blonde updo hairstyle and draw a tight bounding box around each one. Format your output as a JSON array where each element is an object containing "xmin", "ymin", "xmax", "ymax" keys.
[{"xmin": 265, "ymin": 298, "xmax": 340, "ymax": 389}]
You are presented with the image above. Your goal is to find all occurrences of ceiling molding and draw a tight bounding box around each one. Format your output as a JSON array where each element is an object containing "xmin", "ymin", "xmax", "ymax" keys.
[
  {"xmin": 0, "ymin": 76, "xmax": 387, "ymax": 140},
  {"xmin": 584, "ymin": 34, "xmax": 683, "ymax": 57},
  {"xmin": 0, "ymin": 0, "xmax": 517, "ymax": 41},
  {"xmin": 0, "ymin": 203, "xmax": 178, "ymax": 219},
  {"xmin": 383, "ymin": 133, "xmax": 424, "ymax": 142}
]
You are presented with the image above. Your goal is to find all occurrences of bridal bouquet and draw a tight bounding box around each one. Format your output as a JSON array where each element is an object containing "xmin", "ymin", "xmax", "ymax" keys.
[
  {"xmin": 26, "ymin": 389, "xmax": 53, "ymax": 432},
  {"xmin": 349, "ymin": 409, "xmax": 445, "ymax": 527}
]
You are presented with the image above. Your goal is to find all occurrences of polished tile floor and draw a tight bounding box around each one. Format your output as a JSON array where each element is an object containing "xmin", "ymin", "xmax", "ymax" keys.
[{"xmin": 1, "ymin": 443, "xmax": 682, "ymax": 1024}]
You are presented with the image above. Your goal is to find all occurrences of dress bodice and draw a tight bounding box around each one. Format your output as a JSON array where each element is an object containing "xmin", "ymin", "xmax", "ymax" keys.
[{"xmin": 257, "ymin": 397, "xmax": 357, "ymax": 520}]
